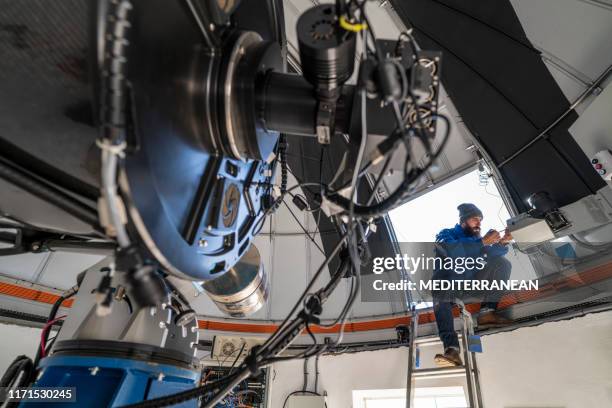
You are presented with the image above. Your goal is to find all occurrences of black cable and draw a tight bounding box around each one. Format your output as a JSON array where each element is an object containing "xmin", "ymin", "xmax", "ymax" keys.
[
  {"xmin": 325, "ymin": 130, "xmax": 405, "ymax": 194},
  {"xmin": 286, "ymin": 323, "xmax": 321, "ymax": 362},
  {"xmin": 405, "ymin": 87, "xmax": 433, "ymax": 152},
  {"xmin": 118, "ymin": 373, "xmax": 241, "ymax": 408},
  {"xmin": 228, "ymin": 342, "xmax": 246, "ymax": 376},
  {"xmin": 365, "ymin": 154, "xmax": 393, "ymax": 206},
  {"xmin": 0, "ymin": 355, "xmax": 34, "ymax": 408},
  {"xmin": 252, "ymin": 182, "xmax": 322, "ymax": 237},
  {"xmin": 314, "ymin": 354, "xmax": 320, "ymax": 394},
  {"xmin": 310, "ymin": 148, "xmax": 325, "ymax": 239},
  {"xmin": 270, "ymin": 135, "xmax": 288, "ymax": 212},
  {"xmin": 283, "ymin": 161, "xmax": 323, "ymax": 202},
  {"xmin": 303, "ymin": 237, "xmax": 362, "ymax": 353},
  {"xmin": 1, "ymin": 356, "xmax": 34, "ymax": 387},
  {"xmin": 324, "ymin": 114, "xmax": 451, "ymax": 218},
  {"xmin": 250, "ymin": 257, "xmax": 351, "ymax": 361},
  {"xmin": 255, "ymin": 232, "xmax": 349, "ymax": 356},
  {"xmin": 43, "ymin": 335, "xmax": 60, "ymax": 358},
  {"xmin": 100, "ymin": 0, "xmax": 133, "ymax": 145},
  {"xmin": 256, "ymin": 255, "xmax": 353, "ymax": 367},
  {"xmin": 317, "ymin": 274, "xmax": 357, "ymax": 329},
  {"xmin": 282, "ymin": 201, "xmax": 325, "ymax": 255},
  {"xmin": 32, "ymin": 286, "xmax": 79, "ymax": 372},
  {"xmin": 318, "ymin": 260, "xmax": 361, "ymax": 349},
  {"xmin": 302, "ymin": 357, "xmax": 309, "ymax": 392}
]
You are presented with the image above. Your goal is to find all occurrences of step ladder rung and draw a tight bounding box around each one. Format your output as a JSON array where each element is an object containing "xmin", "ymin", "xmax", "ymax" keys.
[
  {"xmin": 412, "ymin": 366, "xmax": 466, "ymax": 378},
  {"xmin": 414, "ymin": 333, "xmax": 465, "ymax": 347}
]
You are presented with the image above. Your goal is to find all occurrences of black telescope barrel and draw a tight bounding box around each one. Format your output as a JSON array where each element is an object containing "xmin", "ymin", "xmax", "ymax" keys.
[
  {"xmin": 257, "ymin": 72, "xmax": 318, "ymax": 136},
  {"xmin": 257, "ymin": 72, "xmax": 359, "ymax": 137}
]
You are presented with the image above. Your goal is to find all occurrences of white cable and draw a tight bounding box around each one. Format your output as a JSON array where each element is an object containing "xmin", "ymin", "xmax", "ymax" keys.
[{"xmin": 100, "ymin": 145, "xmax": 131, "ymax": 248}]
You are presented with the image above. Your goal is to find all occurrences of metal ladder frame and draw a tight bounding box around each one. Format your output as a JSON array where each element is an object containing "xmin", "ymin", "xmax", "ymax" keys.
[{"xmin": 405, "ymin": 302, "xmax": 484, "ymax": 407}]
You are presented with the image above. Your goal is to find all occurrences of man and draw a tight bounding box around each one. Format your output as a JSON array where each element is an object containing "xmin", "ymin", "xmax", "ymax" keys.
[{"xmin": 432, "ymin": 203, "xmax": 513, "ymax": 367}]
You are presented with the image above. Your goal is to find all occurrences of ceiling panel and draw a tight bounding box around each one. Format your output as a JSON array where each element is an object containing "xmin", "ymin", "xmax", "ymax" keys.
[
  {"xmin": 35, "ymin": 252, "xmax": 106, "ymax": 290},
  {"xmin": 510, "ymin": 0, "xmax": 612, "ymax": 82},
  {"xmin": 0, "ymin": 252, "xmax": 49, "ymax": 282}
]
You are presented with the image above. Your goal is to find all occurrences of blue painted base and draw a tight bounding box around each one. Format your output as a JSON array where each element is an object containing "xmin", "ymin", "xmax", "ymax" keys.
[{"xmin": 21, "ymin": 355, "xmax": 200, "ymax": 408}]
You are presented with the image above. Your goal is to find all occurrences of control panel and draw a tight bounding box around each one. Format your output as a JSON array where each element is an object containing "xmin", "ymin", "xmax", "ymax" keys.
[{"xmin": 591, "ymin": 150, "xmax": 612, "ymax": 182}]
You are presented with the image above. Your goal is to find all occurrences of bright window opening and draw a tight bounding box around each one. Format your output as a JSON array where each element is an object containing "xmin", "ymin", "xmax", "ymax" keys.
[
  {"xmin": 352, "ymin": 387, "xmax": 468, "ymax": 408},
  {"xmin": 388, "ymin": 169, "xmax": 511, "ymax": 243}
]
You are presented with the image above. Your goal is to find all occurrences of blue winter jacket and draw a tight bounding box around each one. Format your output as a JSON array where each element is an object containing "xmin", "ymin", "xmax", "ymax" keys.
[{"xmin": 434, "ymin": 224, "xmax": 508, "ymax": 278}]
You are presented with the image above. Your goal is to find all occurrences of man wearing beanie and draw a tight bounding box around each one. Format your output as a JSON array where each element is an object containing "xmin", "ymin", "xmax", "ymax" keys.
[{"xmin": 432, "ymin": 203, "xmax": 513, "ymax": 367}]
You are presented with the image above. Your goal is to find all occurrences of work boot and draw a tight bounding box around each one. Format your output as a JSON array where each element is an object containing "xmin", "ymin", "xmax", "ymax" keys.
[
  {"xmin": 477, "ymin": 311, "xmax": 513, "ymax": 328},
  {"xmin": 434, "ymin": 347, "xmax": 463, "ymax": 367}
]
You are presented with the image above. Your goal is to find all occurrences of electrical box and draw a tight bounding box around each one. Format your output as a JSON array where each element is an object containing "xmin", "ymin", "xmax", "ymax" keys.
[
  {"xmin": 211, "ymin": 335, "xmax": 266, "ymax": 363},
  {"xmin": 507, "ymin": 213, "xmax": 555, "ymax": 249},
  {"xmin": 287, "ymin": 394, "xmax": 327, "ymax": 408}
]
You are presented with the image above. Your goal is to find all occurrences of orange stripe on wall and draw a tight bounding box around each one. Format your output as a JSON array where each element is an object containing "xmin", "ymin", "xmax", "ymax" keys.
[
  {"xmin": 0, "ymin": 281, "xmax": 74, "ymax": 307},
  {"xmin": 2, "ymin": 260, "xmax": 612, "ymax": 334}
]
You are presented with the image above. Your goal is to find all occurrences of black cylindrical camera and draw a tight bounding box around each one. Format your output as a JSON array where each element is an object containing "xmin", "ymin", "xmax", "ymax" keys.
[{"xmin": 297, "ymin": 4, "xmax": 356, "ymax": 92}]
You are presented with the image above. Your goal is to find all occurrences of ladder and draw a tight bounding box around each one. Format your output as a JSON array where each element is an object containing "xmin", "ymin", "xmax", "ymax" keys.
[{"xmin": 405, "ymin": 301, "xmax": 484, "ymax": 408}]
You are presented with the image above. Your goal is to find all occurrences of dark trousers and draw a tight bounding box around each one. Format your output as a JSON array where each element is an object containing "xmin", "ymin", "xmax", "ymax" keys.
[{"xmin": 433, "ymin": 256, "xmax": 512, "ymax": 350}]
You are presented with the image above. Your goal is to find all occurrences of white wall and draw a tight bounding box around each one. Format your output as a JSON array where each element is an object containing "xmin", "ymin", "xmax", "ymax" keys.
[
  {"xmin": 478, "ymin": 310, "xmax": 612, "ymax": 408},
  {"xmin": 268, "ymin": 310, "xmax": 612, "ymax": 407},
  {"xmin": 0, "ymin": 323, "xmax": 43, "ymax": 374}
]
